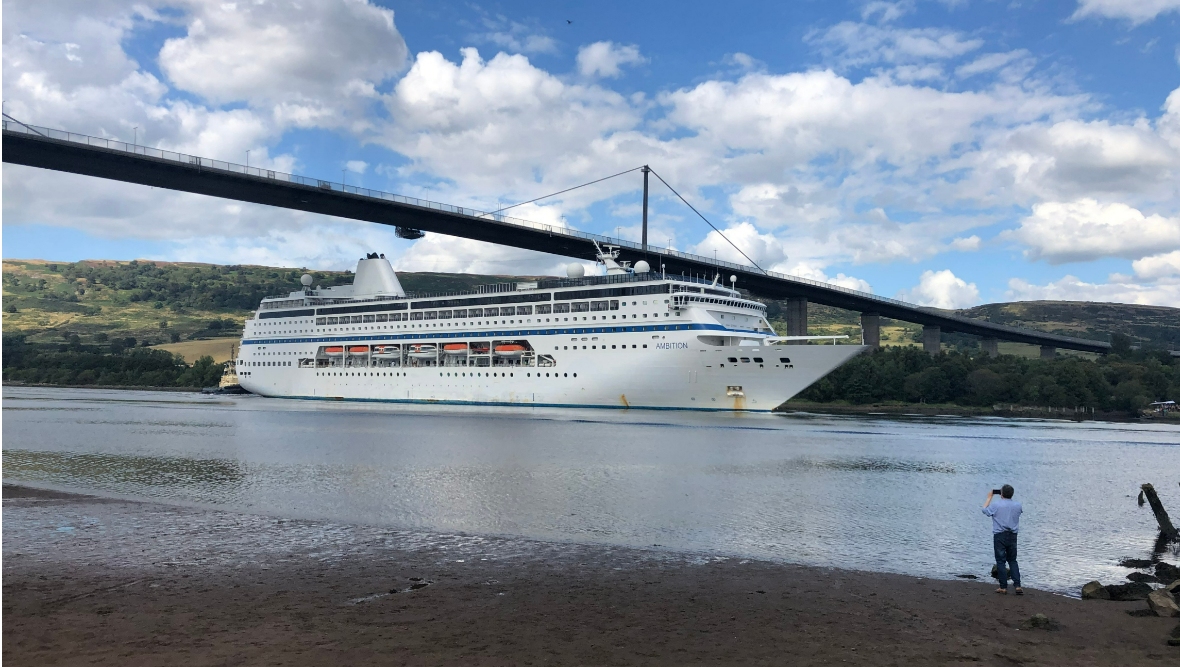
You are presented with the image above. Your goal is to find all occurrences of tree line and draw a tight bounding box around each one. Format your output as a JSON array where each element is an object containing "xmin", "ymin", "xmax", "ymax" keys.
[
  {"xmin": 2, "ymin": 334, "xmax": 224, "ymax": 388},
  {"xmin": 798, "ymin": 337, "xmax": 1178, "ymax": 413}
]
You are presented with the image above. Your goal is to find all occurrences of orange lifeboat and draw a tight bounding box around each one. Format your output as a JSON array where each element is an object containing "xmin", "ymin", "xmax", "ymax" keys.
[
  {"xmin": 494, "ymin": 344, "xmax": 528, "ymax": 357},
  {"xmin": 348, "ymin": 346, "xmax": 369, "ymax": 354},
  {"xmin": 407, "ymin": 344, "xmax": 437, "ymax": 359},
  {"xmin": 372, "ymin": 345, "xmax": 398, "ymax": 357},
  {"xmin": 323, "ymin": 346, "xmax": 344, "ymax": 357},
  {"xmin": 443, "ymin": 343, "xmax": 468, "ymax": 355}
]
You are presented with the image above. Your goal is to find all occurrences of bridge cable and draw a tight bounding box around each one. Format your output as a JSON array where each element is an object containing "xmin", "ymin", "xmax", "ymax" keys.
[
  {"xmin": 2, "ymin": 112, "xmax": 46, "ymax": 137},
  {"xmin": 646, "ymin": 167, "xmax": 766, "ymax": 275},
  {"xmin": 490, "ymin": 166, "xmax": 644, "ymax": 215}
]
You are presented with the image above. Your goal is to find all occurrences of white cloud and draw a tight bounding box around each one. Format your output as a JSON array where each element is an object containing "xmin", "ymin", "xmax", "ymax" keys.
[
  {"xmin": 346, "ymin": 160, "xmax": 369, "ymax": 174},
  {"xmin": 158, "ymin": 0, "xmax": 407, "ymax": 113},
  {"xmin": 1006, "ymin": 199, "xmax": 1180, "ymax": 264},
  {"xmin": 967, "ymin": 114, "xmax": 1180, "ymax": 204},
  {"xmin": 1133, "ymin": 250, "xmax": 1180, "ymax": 279},
  {"xmin": 785, "ymin": 261, "xmax": 873, "ymax": 293},
  {"xmin": 807, "ymin": 22, "xmax": 983, "ymax": 70},
  {"xmin": 391, "ymin": 236, "xmax": 571, "ymax": 275},
  {"xmin": 576, "ymin": 41, "xmax": 647, "ymax": 78},
  {"xmin": 897, "ymin": 269, "xmax": 980, "ymax": 308},
  {"xmin": 861, "ymin": 1, "xmax": 915, "ymax": 23},
  {"xmin": 728, "ymin": 183, "xmax": 841, "ymax": 228},
  {"xmin": 380, "ymin": 48, "xmax": 642, "ymax": 200},
  {"xmin": 2, "ymin": 166, "xmax": 333, "ymax": 241},
  {"xmin": 475, "ymin": 15, "xmax": 558, "ymax": 55},
  {"xmin": 689, "ymin": 222, "xmax": 788, "ymax": 269},
  {"xmin": 955, "ymin": 50, "xmax": 1032, "ymax": 79},
  {"xmin": 1006, "ymin": 274, "xmax": 1180, "ymax": 306},
  {"xmin": 1072, "ymin": 0, "xmax": 1180, "ymax": 25},
  {"xmin": 950, "ymin": 235, "xmax": 982, "ymax": 251}
]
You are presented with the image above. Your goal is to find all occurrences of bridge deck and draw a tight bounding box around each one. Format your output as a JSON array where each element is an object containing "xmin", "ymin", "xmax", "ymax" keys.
[{"xmin": 2, "ymin": 121, "xmax": 1110, "ymax": 353}]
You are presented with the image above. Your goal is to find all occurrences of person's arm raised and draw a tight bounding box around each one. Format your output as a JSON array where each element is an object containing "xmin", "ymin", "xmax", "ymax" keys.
[{"xmin": 983, "ymin": 491, "xmax": 994, "ymax": 509}]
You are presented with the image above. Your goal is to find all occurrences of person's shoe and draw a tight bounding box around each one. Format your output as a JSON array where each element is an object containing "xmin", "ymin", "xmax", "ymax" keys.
[
  {"xmin": 1014, "ymin": 587, "xmax": 1023, "ymax": 595},
  {"xmin": 995, "ymin": 588, "xmax": 1007, "ymax": 594}
]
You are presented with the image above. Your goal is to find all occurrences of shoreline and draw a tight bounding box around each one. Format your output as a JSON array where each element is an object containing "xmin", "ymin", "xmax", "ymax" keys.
[
  {"xmin": 5, "ymin": 382, "xmax": 1170, "ymax": 423},
  {"xmin": 5, "ymin": 483, "xmax": 1176, "ymax": 665},
  {"xmin": 778, "ymin": 400, "xmax": 1153, "ymax": 422}
]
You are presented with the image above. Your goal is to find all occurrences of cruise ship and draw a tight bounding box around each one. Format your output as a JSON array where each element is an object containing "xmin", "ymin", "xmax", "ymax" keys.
[{"xmin": 235, "ymin": 245, "xmax": 866, "ymax": 411}]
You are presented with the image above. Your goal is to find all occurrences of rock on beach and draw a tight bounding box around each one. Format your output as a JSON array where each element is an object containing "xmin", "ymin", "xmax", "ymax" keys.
[
  {"xmin": 1081, "ymin": 581, "xmax": 1110, "ymax": 600},
  {"xmin": 1147, "ymin": 589, "xmax": 1180, "ymax": 617},
  {"xmin": 1105, "ymin": 582, "xmax": 1153, "ymax": 602}
]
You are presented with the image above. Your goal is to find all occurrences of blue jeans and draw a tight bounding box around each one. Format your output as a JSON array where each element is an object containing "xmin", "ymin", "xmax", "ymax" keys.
[{"xmin": 993, "ymin": 531, "xmax": 1020, "ymax": 589}]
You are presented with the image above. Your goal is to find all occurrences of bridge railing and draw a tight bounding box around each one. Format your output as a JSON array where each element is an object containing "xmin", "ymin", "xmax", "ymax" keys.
[
  {"xmin": 2, "ymin": 120, "xmax": 924, "ymax": 307},
  {"xmin": 1, "ymin": 120, "xmax": 1111, "ymax": 348}
]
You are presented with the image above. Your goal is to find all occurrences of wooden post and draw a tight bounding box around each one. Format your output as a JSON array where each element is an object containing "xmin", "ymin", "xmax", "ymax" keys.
[{"xmin": 1141, "ymin": 484, "xmax": 1179, "ymax": 540}]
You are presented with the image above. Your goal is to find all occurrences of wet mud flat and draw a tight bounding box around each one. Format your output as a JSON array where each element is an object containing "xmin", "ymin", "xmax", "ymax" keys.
[{"xmin": 3, "ymin": 484, "xmax": 1174, "ymax": 666}]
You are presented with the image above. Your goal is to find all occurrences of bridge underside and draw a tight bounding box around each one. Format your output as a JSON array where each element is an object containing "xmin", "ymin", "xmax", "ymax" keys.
[{"xmin": 2, "ymin": 128, "xmax": 1111, "ymax": 354}]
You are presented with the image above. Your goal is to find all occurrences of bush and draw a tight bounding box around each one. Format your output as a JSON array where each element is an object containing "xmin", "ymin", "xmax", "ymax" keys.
[
  {"xmin": 2, "ymin": 335, "xmax": 224, "ymax": 388},
  {"xmin": 796, "ymin": 346, "xmax": 1179, "ymax": 413}
]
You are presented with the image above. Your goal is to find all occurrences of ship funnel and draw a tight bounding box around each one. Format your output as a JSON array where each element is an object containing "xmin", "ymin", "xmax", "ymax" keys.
[{"xmin": 353, "ymin": 254, "xmax": 406, "ymax": 297}]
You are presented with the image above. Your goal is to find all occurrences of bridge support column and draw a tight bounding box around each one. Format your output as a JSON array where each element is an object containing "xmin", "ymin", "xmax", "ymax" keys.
[
  {"xmin": 1040, "ymin": 345, "xmax": 1056, "ymax": 360},
  {"xmin": 981, "ymin": 337, "xmax": 999, "ymax": 358},
  {"xmin": 923, "ymin": 326, "xmax": 941, "ymax": 356},
  {"xmin": 787, "ymin": 297, "xmax": 808, "ymax": 344},
  {"xmin": 860, "ymin": 313, "xmax": 880, "ymax": 348}
]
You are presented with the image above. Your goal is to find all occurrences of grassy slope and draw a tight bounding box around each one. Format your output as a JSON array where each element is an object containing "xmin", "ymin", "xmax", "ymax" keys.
[{"xmin": 5, "ymin": 259, "xmax": 1177, "ymax": 354}]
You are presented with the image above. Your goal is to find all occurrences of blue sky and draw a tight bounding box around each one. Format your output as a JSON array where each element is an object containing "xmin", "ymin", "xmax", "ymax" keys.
[{"xmin": 3, "ymin": 0, "xmax": 1179, "ymax": 308}]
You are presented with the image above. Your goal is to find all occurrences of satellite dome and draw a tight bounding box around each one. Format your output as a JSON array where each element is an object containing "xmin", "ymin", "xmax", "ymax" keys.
[
  {"xmin": 567, "ymin": 263, "xmax": 585, "ymax": 279},
  {"xmin": 300, "ymin": 273, "xmax": 314, "ymax": 287},
  {"xmin": 634, "ymin": 260, "xmax": 651, "ymax": 273},
  {"xmin": 729, "ymin": 275, "xmax": 737, "ymax": 284}
]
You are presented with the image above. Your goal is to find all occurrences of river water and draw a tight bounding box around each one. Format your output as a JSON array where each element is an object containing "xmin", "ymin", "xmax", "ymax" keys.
[{"xmin": 4, "ymin": 386, "xmax": 1179, "ymax": 594}]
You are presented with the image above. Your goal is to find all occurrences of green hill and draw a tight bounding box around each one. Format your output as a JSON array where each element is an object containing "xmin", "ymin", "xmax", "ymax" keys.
[
  {"xmin": 1, "ymin": 259, "xmax": 537, "ymax": 348},
  {"xmin": 4, "ymin": 258, "xmax": 1177, "ymax": 352}
]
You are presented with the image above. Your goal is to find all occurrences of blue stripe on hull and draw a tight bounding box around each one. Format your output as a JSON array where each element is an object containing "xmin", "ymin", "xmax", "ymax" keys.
[{"xmin": 261, "ymin": 393, "xmax": 772, "ymax": 413}]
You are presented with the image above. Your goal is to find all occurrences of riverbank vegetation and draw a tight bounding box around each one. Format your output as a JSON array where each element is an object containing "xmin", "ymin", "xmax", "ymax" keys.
[
  {"xmin": 1, "ymin": 334, "xmax": 223, "ymax": 388},
  {"xmin": 797, "ymin": 337, "xmax": 1179, "ymax": 413}
]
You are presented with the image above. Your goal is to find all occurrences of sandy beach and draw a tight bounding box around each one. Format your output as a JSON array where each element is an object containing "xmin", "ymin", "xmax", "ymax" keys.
[{"xmin": 3, "ymin": 484, "xmax": 1176, "ymax": 666}]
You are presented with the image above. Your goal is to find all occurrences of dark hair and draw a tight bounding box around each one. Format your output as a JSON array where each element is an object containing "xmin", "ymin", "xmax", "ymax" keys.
[{"xmin": 1001, "ymin": 484, "xmax": 1014, "ymax": 499}]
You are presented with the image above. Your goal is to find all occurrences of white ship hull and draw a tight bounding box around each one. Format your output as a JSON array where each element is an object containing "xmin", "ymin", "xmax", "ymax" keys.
[
  {"xmin": 237, "ymin": 327, "xmax": 864, "ymax": 411},
  {"xmin": 234, "ymin": 253, "xmax": 866, "ymax": 412}
]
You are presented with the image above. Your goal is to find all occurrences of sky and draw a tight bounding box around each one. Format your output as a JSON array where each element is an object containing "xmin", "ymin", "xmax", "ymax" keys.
[{"xmin": 3, "ymin": 0, "xmax": 1180, "ymax": 309}]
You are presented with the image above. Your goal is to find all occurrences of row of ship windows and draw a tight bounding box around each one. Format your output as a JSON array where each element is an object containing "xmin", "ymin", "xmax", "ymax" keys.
[
  {"xmin": 251, "ymin": 302, "xmax": 671, "ymax": 327},
  {"xmin": 259, "ymin": 299, "xmax": 673, "ymax": 325},
  {"xmin": 315, "ymin": 314, "xmax": 670, "ymax": 331}
]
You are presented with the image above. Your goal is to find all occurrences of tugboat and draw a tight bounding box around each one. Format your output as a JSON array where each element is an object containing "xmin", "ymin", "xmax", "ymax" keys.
[{"xmin": 203, "ymin": 344, "xmax": 249, "ymax": 394}]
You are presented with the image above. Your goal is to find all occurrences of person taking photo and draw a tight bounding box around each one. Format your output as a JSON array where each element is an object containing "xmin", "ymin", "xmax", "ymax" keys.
[{"xmin": 983, "ymin": 484, "xmax": 1023, "ymax": 595}]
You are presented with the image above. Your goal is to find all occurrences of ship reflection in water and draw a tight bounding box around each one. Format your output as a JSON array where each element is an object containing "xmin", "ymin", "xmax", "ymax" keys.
[{"xmin": 3, "ymin": 386, "xmax": 1179, "ymax": 595}]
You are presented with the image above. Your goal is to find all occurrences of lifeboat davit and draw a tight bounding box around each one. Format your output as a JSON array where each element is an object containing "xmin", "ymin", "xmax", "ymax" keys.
[
  {"xmin": 372, "ymin": 345, "xmax": 398, "ymax": 357},
  {"xmin": 407, "ymin": 344, "xmax": 436, "ymax": 358},
  {"xmin": 494, "ymin": 344, "xmax": 528, "ymax": 357},
  {"xmin": 443, "ymin": 343, "xmax": 468, "ymax": 355},
  {"xmin": 348, "ymin": 346, "xmax": 369, "ymax": 354},
  {"xmin": 470, "ymin": 343, "xmax": 490, "ymax": 355},
  {"xmin": 323, "ymin": 346, "xmax": 344, "ymax": 357}
]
